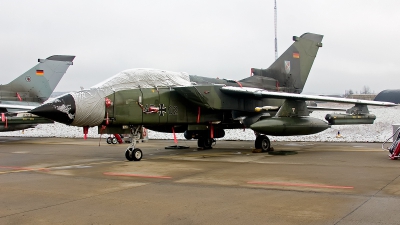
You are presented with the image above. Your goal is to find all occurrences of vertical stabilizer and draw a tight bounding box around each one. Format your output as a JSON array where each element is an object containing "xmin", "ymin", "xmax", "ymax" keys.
[
  {"xmin": 241, "ymin": 33, "xmax": 323, "ymax": 93},
  {"xmin": 3, "ymin": 55, "xmax": 75, "ymax": 102}
]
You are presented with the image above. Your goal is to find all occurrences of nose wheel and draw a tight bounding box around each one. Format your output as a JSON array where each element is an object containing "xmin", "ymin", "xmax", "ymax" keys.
[{"xmin": 125, "ymin": 148, "xmax": 142, "ymax": 161}]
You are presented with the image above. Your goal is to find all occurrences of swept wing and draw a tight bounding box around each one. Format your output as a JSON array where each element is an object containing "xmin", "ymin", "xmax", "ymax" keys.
[{"xmin": 220, "ymin": 86, "xmax": 397, "ymax": 107}]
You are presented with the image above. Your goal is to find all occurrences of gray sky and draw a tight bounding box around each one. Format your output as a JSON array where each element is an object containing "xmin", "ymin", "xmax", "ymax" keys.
[{"xmin": 1, "ymin": 0, "xmax": 399, "ymax": 95}]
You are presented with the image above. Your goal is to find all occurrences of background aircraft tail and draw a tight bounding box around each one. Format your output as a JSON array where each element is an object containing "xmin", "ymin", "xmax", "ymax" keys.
[
  {"xmin": 1, "ymin": 55, "xmax": 75, "ymax": 102},
  {"xmin": 240, "ymin": 33, "xmax": 323, "ymax": 93}
]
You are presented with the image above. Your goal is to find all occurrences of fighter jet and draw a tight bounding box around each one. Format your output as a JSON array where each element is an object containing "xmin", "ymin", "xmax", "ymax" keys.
[
  {"xmin": 0, "ymin": 55, "xmax": 75, "ymax": 132},
  {"xmin": 30, "ymin": 33, "xmax": 396, "ymax": 161}
]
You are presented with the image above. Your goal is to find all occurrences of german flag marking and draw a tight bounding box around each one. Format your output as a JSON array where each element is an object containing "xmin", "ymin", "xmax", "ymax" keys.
[{"xmin": 36, "ymin": 70, "xmax": 44, "ymax": 76}]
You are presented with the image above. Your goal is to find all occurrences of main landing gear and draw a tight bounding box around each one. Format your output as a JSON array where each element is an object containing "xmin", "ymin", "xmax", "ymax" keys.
[
  {"xmin": 106, "ymin": 136, "xmax": 118, "ymax": 144},
  {"xmin": 125, "ymin": 126, "xmax": 143, "ymax": 161},
  {"xmin": 106, "ymin": 134, "xmax": 123, "ymax": 144},
  {"xmin": 255, "ymin": 134, "xmax": 271, "ymax": 152},
  {"xmin": 197, "ymin": 137, "xmax": 216, "ymax": 149}
]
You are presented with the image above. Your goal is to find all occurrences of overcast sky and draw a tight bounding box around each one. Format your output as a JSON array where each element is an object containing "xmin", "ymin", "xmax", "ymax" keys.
[{"xmin": 1, "ymin": 0, "xmax": 399, "ymax": 95}]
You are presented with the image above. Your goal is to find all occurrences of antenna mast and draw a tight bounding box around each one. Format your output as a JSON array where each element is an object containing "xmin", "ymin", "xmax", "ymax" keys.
[{"xmin": 274, "ymin": 0, "xmax": 278, "ymax": 60}]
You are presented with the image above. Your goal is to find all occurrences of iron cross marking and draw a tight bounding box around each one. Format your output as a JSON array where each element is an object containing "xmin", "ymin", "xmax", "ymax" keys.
[{"xmin": 158, "ymin": 104, "xmax": 167, "ymax": 116}]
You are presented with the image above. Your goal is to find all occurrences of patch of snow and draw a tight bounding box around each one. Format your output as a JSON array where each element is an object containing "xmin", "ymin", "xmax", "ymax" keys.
[{"xmin": 1, "ymin": 103, "xmax": 399, "ymax": 142}]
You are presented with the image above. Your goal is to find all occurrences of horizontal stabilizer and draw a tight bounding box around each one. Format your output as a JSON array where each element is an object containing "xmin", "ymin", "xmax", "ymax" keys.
[{"xmin": 46, "ymin": 55, "xmax": 75, "ymax": 62}]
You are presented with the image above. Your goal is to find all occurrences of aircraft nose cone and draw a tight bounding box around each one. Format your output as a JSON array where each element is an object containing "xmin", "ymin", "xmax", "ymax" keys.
[{"xmin": 30, "ymin": 94, "xmax": 76, "ymax": 125}]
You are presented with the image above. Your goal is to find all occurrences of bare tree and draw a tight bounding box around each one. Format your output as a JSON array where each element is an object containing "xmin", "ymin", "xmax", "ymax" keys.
[
  {"xmin": 360, "ymin": 86, "xmax": 371, "ymax": 94},
  {"xmin": 344, "ymin": 89, "xmax": 354, "ymax": 97}
]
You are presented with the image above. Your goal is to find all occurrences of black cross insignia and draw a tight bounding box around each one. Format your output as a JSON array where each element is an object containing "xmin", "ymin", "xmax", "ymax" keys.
[{"xmin": 158, "ymin": 104, "xmax": 167, "ymax": 116}]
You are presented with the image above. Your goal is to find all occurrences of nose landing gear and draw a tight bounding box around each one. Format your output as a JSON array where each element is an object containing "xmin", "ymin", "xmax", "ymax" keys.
[{"xmin": 125, "ymin": 126, "xmax": 144, "ymax": 161}]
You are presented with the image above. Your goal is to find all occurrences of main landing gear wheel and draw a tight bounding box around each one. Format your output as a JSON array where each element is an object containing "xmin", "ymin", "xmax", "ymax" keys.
[
  {"xmin": 125, "ymin": 148, "xmax": 143, "ymax": 161},
  {"xmin": 198, "ymin": 138, "xmax": 214, "ymax": 149},
  {"xmin": 112, "ymin": 137, "xmax": 118, "ymax": 144},
  {"xmin": 106, "ymin": 137, "xmax": 112, "ymax": 144},
  {"xmin": 255, "ymin": 135, "xmax": 271, "ymax": 152}
]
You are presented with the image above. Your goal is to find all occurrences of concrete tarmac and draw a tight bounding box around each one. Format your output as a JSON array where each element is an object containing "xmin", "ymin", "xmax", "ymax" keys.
[{"xmin": 0, "ymin": 137, "xmax": 399, "ymax": 225}]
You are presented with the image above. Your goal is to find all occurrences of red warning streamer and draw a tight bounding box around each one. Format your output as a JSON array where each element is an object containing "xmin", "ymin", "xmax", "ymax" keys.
[
  {"xmin": 235, "ymin": 81, "xmax": 243, "ymax": 87},
  {"xmin": 105, "ymin": 97, "xmax": 112, "ymax": 108},
  {"xmin": 106, "ymin": 112, "xmax": 109, "ymax": 125},
  {"xmin": 197, "ymin": 107, "xmax": 201, "ymax": 123},
  {"xmin": 210, "ymin": 123, "xmax": 214, "ymax": 139},
  {"xmin": 172, "ymin": 126, "xmax": 178, "ymax": 144},
  {"xmin": 98, "ymin": 125, "xmax": 107, "ymax": 146},
  {"xmin": 16, "ymin": 92, "xmax": 22, "ymax": 101},
  {"xmin": 1, "ymin": 113, "xmax": 6, "ymax": 128},
  {"xmin": 83, "ymin": 126, "xmax": 89, "ymax": 140}
]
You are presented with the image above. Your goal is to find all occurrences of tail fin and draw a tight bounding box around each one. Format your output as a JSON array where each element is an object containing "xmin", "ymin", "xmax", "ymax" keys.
[
  {"xmin": 2, "ymin": 55, "xmax": 75, "ymax": 102},
  {"xmin": 240, "ymin": 33, "xmax": 323, "ymax": 93}
]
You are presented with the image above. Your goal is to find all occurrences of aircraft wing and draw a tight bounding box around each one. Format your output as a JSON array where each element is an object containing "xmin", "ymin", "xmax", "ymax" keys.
[
  {"xmin": 220, "ymin": 87, "xmax": 397, "ymax": 106},
  {"xmin": 0, "ymin": 103, "xmax": 38, "ymax": 111}
]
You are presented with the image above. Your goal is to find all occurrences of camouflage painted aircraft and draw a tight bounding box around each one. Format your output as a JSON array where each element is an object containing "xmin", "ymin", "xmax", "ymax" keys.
[
  {"xmin": 0, "ymin": 55, "xmax": 75, "ymax": 131},
  {"xmin": 30, "ymin": 33, "xmax": 396, "ymax": 161}
]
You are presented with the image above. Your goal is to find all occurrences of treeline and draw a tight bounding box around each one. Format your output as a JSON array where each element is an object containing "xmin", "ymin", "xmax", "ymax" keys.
[{"xmin": 344, "ymin": 86, "xmax": 374, "ymax": 97}]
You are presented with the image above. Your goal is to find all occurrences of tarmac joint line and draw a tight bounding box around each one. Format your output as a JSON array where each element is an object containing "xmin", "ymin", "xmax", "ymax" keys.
[{"xmin": 333, "ymin": 172, "xmax": 400, "ymax": 224}]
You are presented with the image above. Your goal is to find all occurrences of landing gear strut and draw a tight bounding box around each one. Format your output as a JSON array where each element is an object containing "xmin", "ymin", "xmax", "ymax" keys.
[
  {"xmin": 125, "ymin": 125, "xmax": 143, "ymax": 161},
  {"xmin": 197, "ymin": 137, "xmax": 215, "ymax": 149},
  {"xmin": 255, "ymin": 135, "xmax": 271, "ymax": 152}
]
